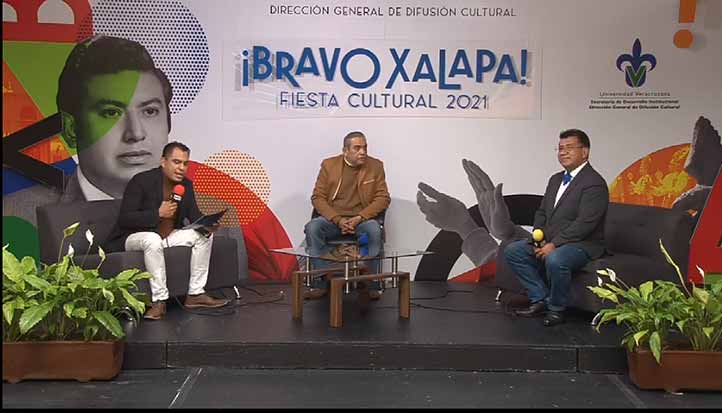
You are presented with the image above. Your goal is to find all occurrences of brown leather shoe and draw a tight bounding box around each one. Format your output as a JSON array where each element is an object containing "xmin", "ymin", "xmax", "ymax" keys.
[
  {"xmin": 368, "ymin": 290, "xmax": 382, "ymax": 301},
  {"xmin": 184, "ymin": 293, "xmax": 230, "ymax": 309},
  {"xmin": 144, "ymin": 301, "xmax": 166, "ymax": 320},
  {"xmin": 303, "ymin": 288, "xmax": 328, "ymax": 300}
]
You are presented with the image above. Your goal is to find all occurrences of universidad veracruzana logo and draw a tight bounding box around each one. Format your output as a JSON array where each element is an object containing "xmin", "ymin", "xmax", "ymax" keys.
[{"xmin": 616, "ymin": 39, "xmax": 657, "ymax": 88}]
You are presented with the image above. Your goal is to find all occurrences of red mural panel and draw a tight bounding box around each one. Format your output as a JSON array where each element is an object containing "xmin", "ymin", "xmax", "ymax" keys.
[{"xmin": 2, "ymin": 0, "xmax": 92, "ymax": 42}]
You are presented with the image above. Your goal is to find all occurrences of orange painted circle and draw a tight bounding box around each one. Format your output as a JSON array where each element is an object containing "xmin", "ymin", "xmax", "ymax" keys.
[{"xmin": 674, "ymin": 29, "xmax": 693, "ymax": 48}]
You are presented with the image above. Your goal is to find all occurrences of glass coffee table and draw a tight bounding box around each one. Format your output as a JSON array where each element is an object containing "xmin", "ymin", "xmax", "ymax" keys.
[{"xmin": 271, "ymin": 246, "xmax": 432, "ymax": 327}]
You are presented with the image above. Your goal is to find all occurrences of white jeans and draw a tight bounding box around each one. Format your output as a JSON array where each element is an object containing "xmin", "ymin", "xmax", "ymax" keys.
[{"xmin": 125, "ymin": 229, "xmax": 214, "ymax": 302}]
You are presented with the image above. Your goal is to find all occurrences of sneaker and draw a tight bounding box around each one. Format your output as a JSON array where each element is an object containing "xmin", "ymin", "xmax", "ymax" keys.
[
  {"xmin": 184, "ymin": 293, "xmax": 229, "ymax": 309},
  {"xmin": 303, "ymin": 288, "xmax": 328, "ymax": 300},
  {"xmin": 144, "ymin": 301, "xmax": 166, "ymax": 320}
]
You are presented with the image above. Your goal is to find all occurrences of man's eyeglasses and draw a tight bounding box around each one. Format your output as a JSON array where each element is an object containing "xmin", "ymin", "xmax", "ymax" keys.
[{"xmin": 556, "ymin": 145, "xmax": 584, "ymax": 153}]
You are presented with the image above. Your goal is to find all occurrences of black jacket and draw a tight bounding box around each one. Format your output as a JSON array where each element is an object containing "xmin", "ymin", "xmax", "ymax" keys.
[
  {"xmin": 533, "ymin": 163, "xmax": 609, "ymax": 259},
  {"xmin": 104, "ymin": 167, "xmax": 202, "ymax": 252}
]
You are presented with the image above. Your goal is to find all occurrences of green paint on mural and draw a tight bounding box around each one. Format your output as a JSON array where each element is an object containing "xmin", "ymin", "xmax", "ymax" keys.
[
  {"xmin": 2, "ymin": 216, "xmax": 40, "ymax": 263},
  {"xmin": 3, "ymin": 41, "xmax": 76, "ymax": 152},
  {"xmin": 2, "ymin": 41, "xmax": 75, "ymax": 117},
  {"xmin": 75, "ymin": 70, "xmax": 142, "ymax": 151},
  {"xmin": 706, "ymin": 274, "xmax": 722, "ymax": 285}
]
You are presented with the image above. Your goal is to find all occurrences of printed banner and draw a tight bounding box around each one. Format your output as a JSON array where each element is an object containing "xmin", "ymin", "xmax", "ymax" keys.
[{"xmin": 223, "ymin": 38, "xmax": 540, "ymax": 120}]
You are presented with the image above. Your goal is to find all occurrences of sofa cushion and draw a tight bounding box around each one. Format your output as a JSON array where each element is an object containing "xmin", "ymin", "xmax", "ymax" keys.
[
  {"xmin": 37, "ymin": 200, "xmax": 120, "ymax": 264},
  {"xmin": 604, "ymin": 203, "xmax": 693, "ymax": 260}
]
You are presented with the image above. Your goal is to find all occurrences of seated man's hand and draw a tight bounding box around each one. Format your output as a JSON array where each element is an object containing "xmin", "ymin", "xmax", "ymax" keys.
[
  {"xmin": 339, "ymin": 216, "xmax": 363, "ymax": 234},
  {"xmin": 417, "ymin": 182, "xmax": 477, "ymax": 238},
  {"xmin": 159, "ymin": 201, "xmax": 177, "ymax": 219},
  {"xmin": 535, "ymin": 242, "xmax": 555, "ymax": 260},
  {"xmin": 346, "ymin": 215, "xmax": 363, "ymax": 231},
  {"xmin": 338, "ymin": 217, "xmax": 352, "ymax": 234}
]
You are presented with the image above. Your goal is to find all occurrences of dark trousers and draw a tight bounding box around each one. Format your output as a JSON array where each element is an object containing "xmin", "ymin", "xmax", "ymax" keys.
[{"xmin": 503, "ymin": 239, "xmax": 590, "ymax": 311}]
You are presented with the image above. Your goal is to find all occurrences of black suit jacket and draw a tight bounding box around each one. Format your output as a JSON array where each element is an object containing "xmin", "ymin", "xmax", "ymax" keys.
[
  {"xmin": 533, "ymin": 163, "xmax": 609, "ymax": 259},
  {"xmin": 104, "ymin": 167, "xmax": 202, "ymax": 252}
]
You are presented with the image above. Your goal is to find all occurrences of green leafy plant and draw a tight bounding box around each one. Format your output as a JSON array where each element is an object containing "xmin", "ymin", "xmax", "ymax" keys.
[
  {"xmin": 589, "ymin": 239, "xmax": 722, "ymax": 364},
  {"xmin": 3, "ymin": 223, "xmax": 151, "ymax": 342}
]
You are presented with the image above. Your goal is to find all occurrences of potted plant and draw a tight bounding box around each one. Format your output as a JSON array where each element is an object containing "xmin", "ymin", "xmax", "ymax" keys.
[
  {"xmin": 589, "ymin": 239, "xmax": 722, "ymax": 393},
  {"xmin": 3, "ymin": 223, "xmax": 151, "ymax": 383}
]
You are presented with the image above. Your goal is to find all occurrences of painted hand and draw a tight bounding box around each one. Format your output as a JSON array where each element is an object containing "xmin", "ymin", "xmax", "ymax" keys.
[
  {"xmin": 462, "ymin": 159, "xmax": 520, "ymax": 241},
  {"xmin": 417, "ymin": 181, "xmax": 477, "ymax": 238}
]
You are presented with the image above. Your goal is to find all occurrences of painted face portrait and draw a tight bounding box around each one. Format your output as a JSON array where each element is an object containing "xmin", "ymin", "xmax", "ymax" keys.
[{"xmin": 67, "ymin": 70, "xmax": 170, "ymax": 197}]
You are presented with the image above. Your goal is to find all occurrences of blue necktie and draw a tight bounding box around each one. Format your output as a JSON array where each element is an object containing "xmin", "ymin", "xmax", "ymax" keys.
[{"xmin": 562, "ymin": 172, "xmax": 572, "ymax": 185}]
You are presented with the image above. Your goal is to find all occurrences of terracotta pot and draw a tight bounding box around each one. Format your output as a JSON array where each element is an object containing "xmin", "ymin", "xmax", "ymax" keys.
[
  {"xmin": 3, "ymin": 340, "xmax": 124, "ymax": 383},
  {"xmin": 627, "ymin": 348, "xmax": 722, "ymax": 392}
]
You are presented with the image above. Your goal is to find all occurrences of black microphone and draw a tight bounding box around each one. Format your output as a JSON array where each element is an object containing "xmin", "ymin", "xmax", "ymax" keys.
[{"xmin": 170, "ymin": 184, "xmax": 185, "ymax": 203}]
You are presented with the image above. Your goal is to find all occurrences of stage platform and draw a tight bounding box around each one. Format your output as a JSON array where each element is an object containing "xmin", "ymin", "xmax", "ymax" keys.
[{"xmin": 122, "ymin": 281, "xmax": 628, "ymax": 374}]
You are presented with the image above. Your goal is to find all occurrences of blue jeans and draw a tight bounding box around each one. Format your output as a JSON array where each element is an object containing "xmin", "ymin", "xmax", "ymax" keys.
[
  {"xmin": 503, "ymin": 239, "xmax": 590, "ymax": 312},
  {"xmin": 304, "ymin": 216, "xmax": 382, "ymax": 290}
]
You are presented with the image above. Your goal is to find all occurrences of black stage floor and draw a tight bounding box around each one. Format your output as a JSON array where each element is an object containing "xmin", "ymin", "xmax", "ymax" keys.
[
  {"xmin": 5, "ymin": 367, "xmax": 722, "ymax": 408},
  {"xmin": 6, "ymin": 281, "xmax": 722, "ymax": 408},
  {"xmin": 121, "ymin": 281, "xmax": 628, "ymax": 373}
]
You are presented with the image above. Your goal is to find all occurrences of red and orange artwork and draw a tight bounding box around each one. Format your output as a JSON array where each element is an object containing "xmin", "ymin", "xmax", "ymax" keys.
[
  {"xmin": 188, "ymin": 154, "xmax": 298, "ymax": 281},
  {"xmin": 609, "ymin": 144, "xmax": 696, "ymax": 209}
]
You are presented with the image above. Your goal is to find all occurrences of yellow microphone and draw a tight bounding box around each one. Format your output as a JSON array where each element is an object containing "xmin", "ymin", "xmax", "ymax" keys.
[{"xmin": 532, "ymin": 229, "xmax": 545, "ymax": 248}]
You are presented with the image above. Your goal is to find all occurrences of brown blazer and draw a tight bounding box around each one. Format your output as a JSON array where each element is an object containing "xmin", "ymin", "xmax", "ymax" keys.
[{"xmin": 311, "ymin": 154, "xmax": 390, "ymax": 222}]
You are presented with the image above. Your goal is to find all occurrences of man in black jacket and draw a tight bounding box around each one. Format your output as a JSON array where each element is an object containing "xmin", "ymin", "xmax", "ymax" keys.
[
  {"xmin": 504, "ymin": 129, "xmax": 608, "ymax": 326},
  {"xmin": 105, "ymin": 142, "xmax": 229, "ymax": 320}
]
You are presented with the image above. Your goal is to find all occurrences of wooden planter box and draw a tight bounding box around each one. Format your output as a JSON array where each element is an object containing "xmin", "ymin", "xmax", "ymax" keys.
[
  {"xmin": 3, "ymin": 340, "xmax": 124, "ymax": 383},
  {"xmin": 627, "ymin": 349, "xmax": 722, "ymax": 392}
]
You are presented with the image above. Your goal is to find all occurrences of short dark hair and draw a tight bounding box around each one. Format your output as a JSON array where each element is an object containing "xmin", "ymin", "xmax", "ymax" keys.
[
  {"xmin": 57, "ymin": 35, "xmax": 173, "ymax": 133},
  {"xmin": 343, "ymin": 131, "xmax": 366, "ymax": 148},
  {"xmin": 559, "ymin": 128, "xmax": 590, "ymax": 149},
  {"xmin": 162, "ymin": 141, "xmax": 190, "ymax": 158}
]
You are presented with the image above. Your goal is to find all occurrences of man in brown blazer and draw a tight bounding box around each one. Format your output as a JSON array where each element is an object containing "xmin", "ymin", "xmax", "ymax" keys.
[{"xmin": 304, "ymin": 131, "xmax": 391, "ymax": 300}]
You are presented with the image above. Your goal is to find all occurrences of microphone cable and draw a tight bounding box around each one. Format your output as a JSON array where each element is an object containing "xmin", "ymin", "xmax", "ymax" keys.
[{"xmin": 171, "ymin": 286, "xmax": 285, "ymax": 317}]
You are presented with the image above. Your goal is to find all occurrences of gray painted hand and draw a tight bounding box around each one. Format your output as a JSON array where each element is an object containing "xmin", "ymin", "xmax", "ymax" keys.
[
  {"xmin": 672, "ymin": 184, "xmax": 712, "ymax": 212},
  {"xmin": 417, "ymin": 182, "xmax": 478, "ymax": 238},
  {"xmin": 462, "ymin": 159, "xmax": 528, "ymax": 242}
]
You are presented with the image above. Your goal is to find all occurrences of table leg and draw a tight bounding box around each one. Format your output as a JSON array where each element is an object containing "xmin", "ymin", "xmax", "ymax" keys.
[
  {"xmin": 330, "ymin": 278, "xmax": 344, "ymax": 328},
  {"xmin": 391, "ymin": 257, "xmax": 399, "ymax": 288},
  {"xmin": 292, "ymin": 271, "xmax": 303, "ymax": 320},
  {"xmin": 399, "ymin": 274, "xmax": 410, "ymax": 319},
  {"xmin": 304, "ymin": 258, "xmax": 311, "ymax": 287},
  {"xmin": 344, "ymin": 261, "xmax": 350, "ymax": 294}
]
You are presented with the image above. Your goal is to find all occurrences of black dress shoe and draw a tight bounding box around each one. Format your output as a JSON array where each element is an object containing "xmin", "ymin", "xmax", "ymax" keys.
[
  {"xmin": 543, "ymin": 311, "xmax": 565, "ymax": 326},
  {"xmin": 515, "ymin": 301, "xmax": 546, "ymax": 317}
]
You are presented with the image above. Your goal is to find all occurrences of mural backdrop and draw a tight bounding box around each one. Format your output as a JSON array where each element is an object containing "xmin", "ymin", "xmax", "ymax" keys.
[{"xmin": 3, "ymin": 0, "xmax": 721, "ymax": 283}]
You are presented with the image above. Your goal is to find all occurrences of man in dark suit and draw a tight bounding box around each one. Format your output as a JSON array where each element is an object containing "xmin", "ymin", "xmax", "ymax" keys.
[
  {"xmin": 104, "ymin": 141, "xmax": 229, "ymax": 320},
  {"xmin": 504, "ymin": 129, "xmax": 608, "ymax": 326}
]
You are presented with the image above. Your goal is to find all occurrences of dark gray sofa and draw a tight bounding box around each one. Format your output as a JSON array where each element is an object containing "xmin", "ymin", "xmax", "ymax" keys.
[
  {"xmin": 37, "ymin": 200, "xmax": 248, "ymax": 299},
  {"xmin": 494, "ymin": 202, "xmax": 696, "ymax": 314}
]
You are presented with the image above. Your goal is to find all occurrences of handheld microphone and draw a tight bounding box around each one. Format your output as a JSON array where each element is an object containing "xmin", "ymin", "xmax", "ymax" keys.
[
  {"xmin": 532, "ymin": 229, "xmax": 546, "ymax": 248},
  {"xmin": 170, "ymin": 184, "xmax": 185, "ymax": 203}
]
